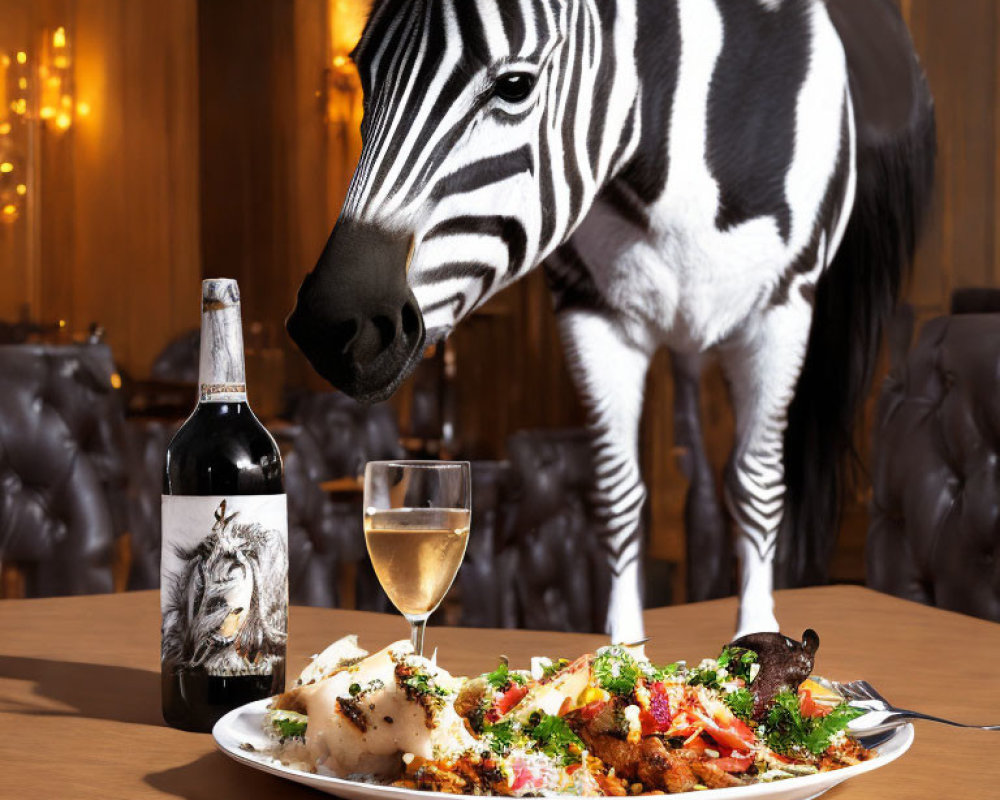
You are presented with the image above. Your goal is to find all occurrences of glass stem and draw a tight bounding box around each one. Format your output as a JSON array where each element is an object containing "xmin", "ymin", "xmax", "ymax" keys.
[{"xmin": 409, "ymin": 615, "xmax": 428, "ymax": 656}]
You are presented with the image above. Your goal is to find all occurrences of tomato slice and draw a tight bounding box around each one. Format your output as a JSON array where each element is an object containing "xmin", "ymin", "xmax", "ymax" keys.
[
  {"xmin": 495, "ymin": 685, "xmax": 529, "ymax": 715},
  {"xmin": 703, "ymin": 717, "xmax": 756, "ymax": 751}
]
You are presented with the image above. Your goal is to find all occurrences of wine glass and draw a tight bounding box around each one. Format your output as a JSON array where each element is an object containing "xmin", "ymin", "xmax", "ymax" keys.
[{"xmin": 363, "ymin": 460, "xmax": 471, "ymax": 656}]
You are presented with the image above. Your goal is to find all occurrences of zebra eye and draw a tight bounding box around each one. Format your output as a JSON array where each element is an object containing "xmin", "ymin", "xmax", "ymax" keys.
[{"xmin": 493, "ymin": 72, "xmax": 536, "ymax": 104}]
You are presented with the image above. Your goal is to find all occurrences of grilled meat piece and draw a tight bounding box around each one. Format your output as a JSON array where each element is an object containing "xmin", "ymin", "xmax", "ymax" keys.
[
  {"xmin": 637, "ymin": 736, "xmax": 699, "ymax": 794},
  {"xmin": 567, "ymin": 721, "xmax": 698, "ymax": 795}
]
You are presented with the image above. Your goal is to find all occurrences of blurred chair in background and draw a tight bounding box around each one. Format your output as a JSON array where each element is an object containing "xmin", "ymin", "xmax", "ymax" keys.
[
  {"xmin": 273, "ymin": 425, "xmax": 341, "ymax": 607},
  {"xmin": 868, "ymin": 292, "xmax": 1000, "ymax": 622},
  {"xmin": 500, "ymin": 429, "xmax": 611, "ymax": 632},
  {"xmin": 150, "ymin": 329, "xmax": 200, "ymax": 383},
  {"xmin": 457, "ymin": 461, "xmax": 518, "ymax": 628},
  {"xmin": 0, "ymin": 343, "xmax": 129, "ymax": 596},
  {"xmin": 290, "ymin": 391, "xmax": 404, "ymax": 612},
  {"xmin": 123, "ymin": 419, "xmax": 179, "ymax": 591}
]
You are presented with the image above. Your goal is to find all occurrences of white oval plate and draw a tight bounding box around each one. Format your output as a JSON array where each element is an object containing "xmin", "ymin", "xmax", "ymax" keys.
[{"xmin": 213, "ymin": 698, "xmax": 913, "ymax": 800}]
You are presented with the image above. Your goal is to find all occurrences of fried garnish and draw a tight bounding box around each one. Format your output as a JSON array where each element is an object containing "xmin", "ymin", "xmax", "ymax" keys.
[{"xmin": 690, "ymin": 761, "xmax": 743, "ymax": 789}]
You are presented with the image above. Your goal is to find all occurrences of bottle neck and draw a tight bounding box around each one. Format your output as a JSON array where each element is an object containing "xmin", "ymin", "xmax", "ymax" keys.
[{"xmin": 198, "ymin": 301, "xmax": 247, "ymax": 403}]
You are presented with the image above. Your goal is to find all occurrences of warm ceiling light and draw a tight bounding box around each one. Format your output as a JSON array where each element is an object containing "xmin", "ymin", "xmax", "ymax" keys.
[
  {"xmin": 55, "ymin": 113, "xmax": 71, "ymax": 130},
  {"xmin": 2, "ymin": 204, "xmax": 17, "ymax": 216},
  {"xmin": 16, "ymin": 184, "xmax": 26, "ymax": 195},
  {"xmin": 16, "ymin": 51, "xmax": 26, "ymax": 64},
  {"xmin": 0, "ymin": 162, "xmax": 13, "ymax": 173},
  {"xmin": 77, "ymin": 101, "xmax": 90, "ymax": 116},
  {"xmin": 53, "ymin": 27, "xmax": 66, "ymax": 49},
  {"xmin": 0, "ymin": 122, "xmax": 10, "ymax": 135}
]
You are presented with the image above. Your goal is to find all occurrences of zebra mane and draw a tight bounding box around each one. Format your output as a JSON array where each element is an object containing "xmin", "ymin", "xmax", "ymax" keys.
[{"xmin": 351, "ymin": 0, "xmax": 421, "ymax": 64}]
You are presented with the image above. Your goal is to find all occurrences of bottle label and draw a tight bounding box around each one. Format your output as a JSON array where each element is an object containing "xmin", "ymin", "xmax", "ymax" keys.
[{"xmin": 161, "ymin": 494, "xmax": 287, "ymax": 677}]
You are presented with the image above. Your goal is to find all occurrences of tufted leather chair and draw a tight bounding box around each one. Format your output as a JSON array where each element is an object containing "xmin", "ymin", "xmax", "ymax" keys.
[
  {"xmin": 0, "ymin": 344, "xmax": 129, "ymax": 596},
  {"xmin": 868, "ymin": 310, "xmax": 1000, "ymax": 622},
  {"xmin": 457, "ymin": 461, "xmax": 519, "ymax": 628},
  {"xmin": 290, "ymin": 392, "xmax": 403, "ymax": 611},
  {"xmin": 150, "ymin": 329, "xmax": 200, "ymax": 383},
  {"xmin": 271, "ymin": 425, "xmax": 346, "ymax": 607},
  {"xmin": 123, "ymin": 419, "xmax": 180, "ymax": 590},
  {"xmin": 498, "ymin": 430, "xmax": 612, "ymax": 632}
]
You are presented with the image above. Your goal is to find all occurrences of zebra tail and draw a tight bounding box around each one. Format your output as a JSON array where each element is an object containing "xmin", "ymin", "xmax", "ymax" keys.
[{"xmin": 777, "ymin": 0, "xmax": 936, "ymax": 586}]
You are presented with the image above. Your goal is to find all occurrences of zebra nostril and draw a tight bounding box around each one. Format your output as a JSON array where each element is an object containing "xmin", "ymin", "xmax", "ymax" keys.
[
  {"xmin": 333, "ymin": 317, "xmax": 360, "ymax": 356},
  {"xmin": 401, "ymin": 300, "xmax": 419, "ymax": 339},
  {"xmin": 350, "ymin": 313, "xmax": 400, "ymax": 367},
  {"xmin": 371, "ymin": 314, "xmax": 396, "ymax": 350}
]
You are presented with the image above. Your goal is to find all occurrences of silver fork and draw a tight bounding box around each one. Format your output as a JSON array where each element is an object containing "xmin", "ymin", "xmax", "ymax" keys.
[{"xmin": 830, "ymin": 679, "xmax": 1000, "ymax": 736}]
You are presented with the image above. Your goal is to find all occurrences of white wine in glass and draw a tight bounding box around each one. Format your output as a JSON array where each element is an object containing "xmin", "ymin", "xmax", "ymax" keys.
[{"xmin": 363, "ymin": 462, "xmax": 471, "ymax": 655}]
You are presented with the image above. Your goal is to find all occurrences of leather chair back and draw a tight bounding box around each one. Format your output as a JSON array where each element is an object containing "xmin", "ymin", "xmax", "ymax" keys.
[
  {"xmin": 501, "ymin": 429, "xmax": 611, "ymax": 632},
  {"xmin": 0, "ymin": 344, "xmax": 128, "ymax": 596},
  {"xmin": 868, "ymin": 313, "xmax": 1000, "ymax": 621}
]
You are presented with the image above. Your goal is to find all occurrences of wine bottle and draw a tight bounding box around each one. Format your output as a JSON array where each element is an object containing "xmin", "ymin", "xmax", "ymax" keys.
[{"xmin": 160, "ymin": 278, "xmax": 287, "ymax": 732}]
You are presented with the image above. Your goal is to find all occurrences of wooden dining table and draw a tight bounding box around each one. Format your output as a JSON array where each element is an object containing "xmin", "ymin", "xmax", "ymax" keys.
[{"xmin": 1, "ymin": 585, "xmax": 997, "ymax": 799}]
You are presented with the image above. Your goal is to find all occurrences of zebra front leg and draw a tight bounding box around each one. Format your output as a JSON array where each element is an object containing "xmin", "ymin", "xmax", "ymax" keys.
[
  {"xmin": 719, "ymin": 300, "xmax": 814, "ymax": 637},
  {"xmin": 558, "ymin": 308, "xmax": 653, "ymax": 643}
]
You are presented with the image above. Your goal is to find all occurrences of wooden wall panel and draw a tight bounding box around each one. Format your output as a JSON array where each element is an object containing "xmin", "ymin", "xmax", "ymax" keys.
[
  {"xmin": 903, "ymin": 0, "xmax": 997, "ymax": 318},
  {"xmin": 0, "ymin": 0, "xmax": 201, "ymax": 377},
  {"xmin": 0, "ymin": 4, "xmax": 33, "ymax": 321},
  {"xmin": 198, "ymin": 0, "xmax": 337, "ymax": 390}
]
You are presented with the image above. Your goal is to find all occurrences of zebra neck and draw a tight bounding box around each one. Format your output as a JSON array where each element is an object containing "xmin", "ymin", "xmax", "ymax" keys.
[{"xmin": 613, "ymin": 0, "xmax": 680, "ymax": 205}]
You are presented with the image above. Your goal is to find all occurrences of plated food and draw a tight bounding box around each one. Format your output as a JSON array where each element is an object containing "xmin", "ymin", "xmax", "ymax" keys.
[{"xmin": 253, "ymin": 630, "xmax": 872, "ymax": 796}]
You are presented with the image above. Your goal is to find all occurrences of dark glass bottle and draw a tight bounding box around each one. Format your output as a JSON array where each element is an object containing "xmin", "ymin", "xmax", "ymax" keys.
[{"xmin": 160, "ymin": 278, "xmax": 287, "ymax": 732}]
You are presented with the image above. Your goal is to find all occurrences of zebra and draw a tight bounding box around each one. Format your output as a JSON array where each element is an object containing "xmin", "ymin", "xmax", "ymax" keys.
[{"xmin": 287, "ymin": 0, "xmax": 935, "ymax": 641}]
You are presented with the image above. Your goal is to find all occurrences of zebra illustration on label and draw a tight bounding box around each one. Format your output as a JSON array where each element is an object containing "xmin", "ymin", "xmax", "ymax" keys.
[{"xmin": 161, "ymin": 497, "xmax": 287, "ymax": 676}]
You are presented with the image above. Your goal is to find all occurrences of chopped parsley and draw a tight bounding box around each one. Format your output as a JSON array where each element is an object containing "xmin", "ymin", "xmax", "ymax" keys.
[
  {"xmin": 592, "ymin": 646, "xmax": 641, "ymax": 695},
  {"xmin": 687, "ymin": 666, "xmax": 721, "ymax": 690},
  {"xmin": 483, "ymin": 720, "xmax": 517, "ymax": 756},
  {"xmin": 527, "ymin": 714, "xmax": 585, "ymax": 766},
  {"xmin": 403, "ymin": 670, "xmax": 451, "ymax": 697},
  {"xmin": 485, "ymin": 661, "xmax": 526, "ymax": 691},
  {"xmin": 724, "ymin": 687, "xmax": 755, "ymax": 722},
  {"xmin": 482, "ymin": 714, "xmax": 584, "ymax": 766},
  {"xmin": 268, "ymin": 709, "xmax": 308, "ymax": 740},
  {"xmin": 762, "ymin": 690, "xmax": 864, "ymax": 756},
  {"xmin": 348, "ymin": 682, "xmax": 361, "ymax": 696},
  {"xmin": 648, "ymin": 661, "xmax": 681, "ymax": 682}
]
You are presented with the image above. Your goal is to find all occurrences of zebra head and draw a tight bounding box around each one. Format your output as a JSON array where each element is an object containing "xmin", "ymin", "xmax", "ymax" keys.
[{"xmin": 288, "ymin": 0, "xmax": 636, "ymax": 402}]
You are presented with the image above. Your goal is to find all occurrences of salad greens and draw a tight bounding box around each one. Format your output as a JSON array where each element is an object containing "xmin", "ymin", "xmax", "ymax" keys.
[
  {"xmin": 485, "ymin": 661, "xmax": 527, "ymax": 691},
  {"xmin": 592, "ymin": 646, "xmax": 641, "ymax": 695},
  {"xmin": 763, "ymin": 690, "xmax": 864, "ymax": 756},
  {"xmin": 723, "ymin": 687, "xmax": 755, "ymax": 722},
  {"xmin": 483, "ymin": 714, "xmax": 584, "ymax": 766}
]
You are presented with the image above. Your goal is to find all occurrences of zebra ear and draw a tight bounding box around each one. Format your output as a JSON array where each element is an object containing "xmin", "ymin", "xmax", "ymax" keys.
[
  {"xmin": 224, "ymin": 511, "xmax": 240, "ymax": 526},
  {"xmin": 215, "ymin": 499, "xmax": 227, "ymax": 522}
]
